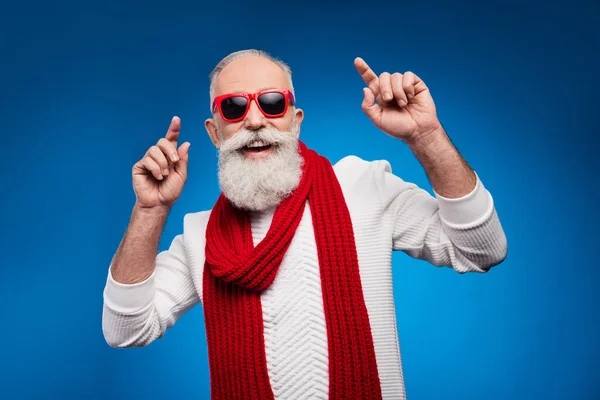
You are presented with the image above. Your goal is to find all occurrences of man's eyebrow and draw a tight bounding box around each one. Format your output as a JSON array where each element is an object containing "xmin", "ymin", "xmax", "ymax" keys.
[
  {"xmin": 223, "ymin": 87, "xmax": 283, "ymax": 95},
  {"xmin": 224, "ymin": 87, "xmax": 277, "ymax": 94}
]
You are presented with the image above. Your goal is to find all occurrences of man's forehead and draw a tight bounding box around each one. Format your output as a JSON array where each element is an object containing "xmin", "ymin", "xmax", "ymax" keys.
[{"xmin": 215, "ymin": 56, "xmax": 291, "ymax": 95}]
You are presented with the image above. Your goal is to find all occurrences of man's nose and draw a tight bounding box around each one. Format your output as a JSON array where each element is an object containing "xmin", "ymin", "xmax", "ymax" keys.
[{"xmin": 243, "ymin": 100, "xmax": 267, "ymax": 130}]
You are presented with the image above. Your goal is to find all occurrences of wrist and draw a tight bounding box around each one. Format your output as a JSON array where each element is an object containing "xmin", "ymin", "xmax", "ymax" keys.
[
  {"xmin": 133, "ymin": 202, "xmax": 172, "ymax": 219},
  {"xmin": 131, "ymin": 203, "xmax": 171, "ymax": 232},
  {"xmin": 407, "ymin": 123, "xmax": 451, "ymax": 158},
  {"xmin": 407, "ymin": 125, "xmax": 477, "ymax": 198}
]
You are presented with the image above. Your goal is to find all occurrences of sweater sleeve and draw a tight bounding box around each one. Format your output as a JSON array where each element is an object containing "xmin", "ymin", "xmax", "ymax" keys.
[
  {"xmin": 334, "ymin": 155, "xmax": 507, "ymax": 273},
  {"xmin": 383, "ymin": 164, "xmax": 508, "ymax": 273},
  {"xmin": 101, "ymin": 231, "xmax": 201, "ymax": 348}
]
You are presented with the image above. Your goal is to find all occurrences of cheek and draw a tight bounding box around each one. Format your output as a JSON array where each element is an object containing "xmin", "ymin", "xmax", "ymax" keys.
[
  {"xmin": 219, "ymin": 123, "xmax": 242, "ymax": 140},
  {"xmin": 272, "ymin": 115, "xmax": 295, "ymax": 132}
]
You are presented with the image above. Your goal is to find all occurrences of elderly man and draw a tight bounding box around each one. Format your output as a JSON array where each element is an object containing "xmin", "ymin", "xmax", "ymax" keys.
[{"xmin": 102, "ymin": 49, "xmax": 507, "ymax": 400}]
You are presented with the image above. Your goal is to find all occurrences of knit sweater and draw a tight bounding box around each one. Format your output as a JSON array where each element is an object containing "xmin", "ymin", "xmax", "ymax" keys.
[{"xmin": 102, "ymin": 155, "xmax": 508, "ymax": 399}]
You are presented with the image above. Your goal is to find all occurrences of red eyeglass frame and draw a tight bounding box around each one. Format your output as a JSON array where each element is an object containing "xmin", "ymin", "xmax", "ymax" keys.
[{"xmin": 212, "ymin": 89, "xmax": 295, "ymax": 123}]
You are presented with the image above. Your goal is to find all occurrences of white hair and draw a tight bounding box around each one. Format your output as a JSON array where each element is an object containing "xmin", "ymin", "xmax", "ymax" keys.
[
  {"xmin": 216, "ymin": 122, "xmax": 303, "ymax": 211},
  {"xmin": 208, "ymin": 49, "xmax": 296, "ymax": 111}
]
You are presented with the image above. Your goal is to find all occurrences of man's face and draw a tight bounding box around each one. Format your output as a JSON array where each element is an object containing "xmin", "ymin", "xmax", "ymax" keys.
[
  {"xmin": 205, "ymin": 56, "xmax": 303, "ymax": 151},
  {"xmin": 204, "ymin": 56, "xmax": 305, "ymax": 211}
]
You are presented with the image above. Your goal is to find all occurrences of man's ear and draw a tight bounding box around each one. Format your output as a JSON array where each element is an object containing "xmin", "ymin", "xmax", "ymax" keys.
[
  {"xmin": 205, "ymin": 118, "xmax": 220, "ymax": 148},
  {"xmin": 294, "ymin": 108, "xmax": 304, "ymax": 138}
]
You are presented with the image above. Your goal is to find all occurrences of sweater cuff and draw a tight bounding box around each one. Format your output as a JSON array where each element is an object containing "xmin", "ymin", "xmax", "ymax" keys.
[
  {"xmin": 103, "ymin": 266, "xmax": 155, "ymax": 314},
  {"xmin": 434, "ymin": 172, "xmax": 494, "ymax": 228}
]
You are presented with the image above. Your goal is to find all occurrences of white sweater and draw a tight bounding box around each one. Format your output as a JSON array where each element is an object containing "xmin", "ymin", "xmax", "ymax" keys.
[{"xmin": 102, "ymin": 155, "xmax": 508, "ymax": 399}]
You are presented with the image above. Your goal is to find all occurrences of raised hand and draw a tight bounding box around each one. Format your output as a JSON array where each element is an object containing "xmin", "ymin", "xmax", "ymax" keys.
[
  {"xmin": 354, "ymin": 57, "xmax": 442, "ymax": 145},
  {"xmin": 132, "ymin": 116, "xmax": 191, "ymax": 211}
]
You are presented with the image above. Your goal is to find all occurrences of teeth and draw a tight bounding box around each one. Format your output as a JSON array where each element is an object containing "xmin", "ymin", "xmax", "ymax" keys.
[{"xmin": 247, "ymin": 140, "xmax": 269, "ymax": 148}]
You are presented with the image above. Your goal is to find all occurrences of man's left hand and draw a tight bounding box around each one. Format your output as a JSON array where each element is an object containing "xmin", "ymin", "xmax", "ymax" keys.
[{"xmin": 354, "ymin": 57, "xmax": 443, "ymax": 147}]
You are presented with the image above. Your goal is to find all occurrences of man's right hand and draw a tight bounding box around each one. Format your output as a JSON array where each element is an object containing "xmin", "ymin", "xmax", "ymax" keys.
[{"xmin": 132, "ymin": 116, "xmax": 190, "ymax": 212}]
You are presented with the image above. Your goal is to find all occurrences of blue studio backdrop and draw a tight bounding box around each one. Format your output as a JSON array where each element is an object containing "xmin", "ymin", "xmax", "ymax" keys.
[{"xmin": 0, "ymin": 1, "xmax": 598, "ymax": 399}]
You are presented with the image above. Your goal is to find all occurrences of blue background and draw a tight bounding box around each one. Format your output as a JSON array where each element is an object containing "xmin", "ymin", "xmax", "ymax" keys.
[{"xmin": 1, "ymin": 0, "xmax": 598, "ymax": 399}]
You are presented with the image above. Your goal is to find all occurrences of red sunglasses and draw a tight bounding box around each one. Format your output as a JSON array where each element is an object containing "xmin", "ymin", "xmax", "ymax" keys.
[{"xmin": 212, "ymin": 89, "xmax": 295, "ymax": 123}]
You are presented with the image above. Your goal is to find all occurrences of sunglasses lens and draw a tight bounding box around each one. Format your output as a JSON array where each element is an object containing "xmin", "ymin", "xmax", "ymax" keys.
[
  {"xmin": 221, "ymin": 96, "xmax": 248, "ymax": 120},
  {"xmin": 258, "ymin": 92, "xmax": 286, "ymax": 115}
]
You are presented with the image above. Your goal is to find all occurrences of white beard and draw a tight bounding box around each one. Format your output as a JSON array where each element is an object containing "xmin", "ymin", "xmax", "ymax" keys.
[{"xmin": 217, "ymin": 124, "xmax": 303, "ymax": 212}]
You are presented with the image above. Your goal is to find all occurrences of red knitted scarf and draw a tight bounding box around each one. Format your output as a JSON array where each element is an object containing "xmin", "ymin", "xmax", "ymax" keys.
[{"xmin": 203, "ymin": 141, "xmax": 382, "ymax": 399}]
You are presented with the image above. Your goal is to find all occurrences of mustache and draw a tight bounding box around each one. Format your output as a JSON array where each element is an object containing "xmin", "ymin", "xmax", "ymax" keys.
[{"xmin": 219, "ymin": 127, "xmax": 285, "ymax": 153}]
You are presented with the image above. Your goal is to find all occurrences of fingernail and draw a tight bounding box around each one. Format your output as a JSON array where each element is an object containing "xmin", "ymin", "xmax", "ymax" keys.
[
  {"xmin": 162, "ymin": 168, "xmax": 169, "ymax": 175},
  {"xmin": 398, "ymin": 99, "xmax": 406, "ymax": 106},
  {"xmin": 384, "ymin": 92, "xmax": 392, "ymax": 100},
  {"xmin": 173, "ymin": 154, "xmax": 179, "ymax": 162}
]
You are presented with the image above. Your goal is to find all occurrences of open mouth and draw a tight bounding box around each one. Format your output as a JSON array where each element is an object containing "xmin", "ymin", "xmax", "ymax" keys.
[
  {"xmin": 243, "ymin": 144, "xmax": 272, "ymax": 153},
  {"xmin": 241, "ymin": 140, "xmax": 274, "ymax": 157}
]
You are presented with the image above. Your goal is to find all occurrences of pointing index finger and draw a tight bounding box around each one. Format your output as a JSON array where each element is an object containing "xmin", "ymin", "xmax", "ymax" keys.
[
  {"xmin": 354, "ymin": 57, "xmax": 380, "ymax": 96},
  {"xmin": 165, "ymin": 116, "xmax": 181, "ymax": 144}
]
